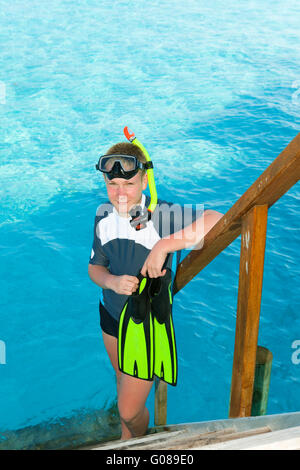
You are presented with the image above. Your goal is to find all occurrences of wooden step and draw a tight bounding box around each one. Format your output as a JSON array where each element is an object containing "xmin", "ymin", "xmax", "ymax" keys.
[{"xmin": 90, "ymin": 426, "xmax": 271, "ymax": 450}]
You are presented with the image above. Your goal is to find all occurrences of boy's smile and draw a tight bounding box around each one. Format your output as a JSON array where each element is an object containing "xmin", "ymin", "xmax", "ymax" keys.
[{"xmin": 104, "ymin": 171, "xmax": 148, "ymax": 217}]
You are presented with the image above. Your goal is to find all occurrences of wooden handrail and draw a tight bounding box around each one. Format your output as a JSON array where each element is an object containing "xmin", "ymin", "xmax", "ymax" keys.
[
  {"xmin": 154, "ymin": 132, "xmax": 300, "ymax": 425},
  {"xmin": 173, "ymin": 132, "xmax": 300, "ymax": 294}
]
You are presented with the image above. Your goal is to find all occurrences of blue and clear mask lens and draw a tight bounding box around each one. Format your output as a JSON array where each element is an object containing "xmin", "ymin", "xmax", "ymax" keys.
[{"xmin": 96, "ymin": 154, "xmax": 145, "ymax": 180}]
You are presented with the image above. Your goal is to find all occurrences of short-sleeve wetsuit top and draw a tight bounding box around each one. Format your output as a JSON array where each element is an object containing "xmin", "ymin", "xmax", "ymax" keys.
[{"xmin": 89, "ymin": 193, "xmax": 202, "ymax": 321}]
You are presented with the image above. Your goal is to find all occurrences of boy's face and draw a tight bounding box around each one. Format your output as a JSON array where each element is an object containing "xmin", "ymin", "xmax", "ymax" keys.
[{"xmin": 104, "ymin": 171, "xmax": 148, "ymax": 216}]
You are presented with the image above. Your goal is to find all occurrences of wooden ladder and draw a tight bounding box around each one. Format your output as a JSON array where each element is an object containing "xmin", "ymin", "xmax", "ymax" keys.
[{"xmin": 155, "ymin": 132, "xmax": 300, "ymax": 424}]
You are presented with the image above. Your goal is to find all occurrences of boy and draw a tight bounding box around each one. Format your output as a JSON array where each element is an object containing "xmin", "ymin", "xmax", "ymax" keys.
[{"xmin": 88, "ymin": 139, "xmax": 223, "ymax": 440}]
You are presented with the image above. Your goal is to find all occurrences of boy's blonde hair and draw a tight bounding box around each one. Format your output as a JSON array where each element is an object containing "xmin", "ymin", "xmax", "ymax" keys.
[{"xmin": 105, "ymin": 142, "xmax": 147, "ymax": 178}]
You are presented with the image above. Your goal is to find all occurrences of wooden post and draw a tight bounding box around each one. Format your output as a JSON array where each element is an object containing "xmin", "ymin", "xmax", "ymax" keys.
[
  {"xmin": 154, "ymin": 378, "xmax": 167, "ymax": 426},
  {"xmin": 229, "ymin": 205, "xmax": 268, "ymax": 418},
  {"xmin": 251, "ymin": 346, "xmax": 273, "ymax": 416}
]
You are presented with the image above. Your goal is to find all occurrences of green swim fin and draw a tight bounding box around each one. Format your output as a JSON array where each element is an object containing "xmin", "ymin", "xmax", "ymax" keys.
[
  {"xmin": 118, "ymin": 269, "xmax": 177, "ymax": 386},
  {"xmin": 150, "ymin": 269, "xmax": 177, "ymax": 386},
  {"xmin": 118, "ymin": 274, "xmax": 154, "ymax": 381}
]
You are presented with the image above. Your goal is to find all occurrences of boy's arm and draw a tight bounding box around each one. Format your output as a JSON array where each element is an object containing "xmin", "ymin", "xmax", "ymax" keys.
[
  {"xmin": 88, "ymin": 264, "xmax": 139, "ymax": 296},
  {"xmin": 141, "ymin": 210, "xmax": 223, "ymax": 277},
  {"xmin": 160, "ymin": 209, "xmax": 223, "ymax": 253},
  {"xmin": 88, "ymin": 264, "xmax": 116, "ymax": 290}
]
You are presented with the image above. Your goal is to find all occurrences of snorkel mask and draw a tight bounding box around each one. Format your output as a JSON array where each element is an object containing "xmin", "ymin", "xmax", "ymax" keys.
[
  {"xmin": 96, "ymin": 154, "xmax": 152, "ymax": 180},
  {"xmin": 96, "ymin": 127, "xmax": 158, "ymax": 230}
]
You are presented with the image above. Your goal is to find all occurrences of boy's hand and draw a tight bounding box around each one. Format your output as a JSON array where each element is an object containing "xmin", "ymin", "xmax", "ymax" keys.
[
  {"xmin": 111, "ymin": 275, "xmax": 139, "ymax": 296},
  {"xmin": 140, "ymin": 241, "xmax": 168, "ymax": 278}
]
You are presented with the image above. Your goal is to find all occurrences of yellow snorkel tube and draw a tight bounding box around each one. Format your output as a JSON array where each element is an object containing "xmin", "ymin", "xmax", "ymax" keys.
[{"xmin": 123, "ymin": 126, "xmax": 158, "ymax": 218}]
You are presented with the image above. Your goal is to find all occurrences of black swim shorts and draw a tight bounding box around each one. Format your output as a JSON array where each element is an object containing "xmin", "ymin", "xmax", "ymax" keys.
[{"xmin": 99, "ymin": 302, "xmax": 119, "ymax": 338}]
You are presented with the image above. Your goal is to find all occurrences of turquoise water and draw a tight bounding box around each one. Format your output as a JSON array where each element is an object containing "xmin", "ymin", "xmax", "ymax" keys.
[{"xmin": 0, "ymin": 0, "xmax": 299, "ymax": 434}]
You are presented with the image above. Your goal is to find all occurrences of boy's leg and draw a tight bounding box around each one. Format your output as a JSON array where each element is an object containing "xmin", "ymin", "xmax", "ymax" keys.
[
  {"xmin": 117, "ymin": 374, "xmax": 153, "ymax": 439},
  {"xmin": 102, "ymin": 332, "xmax": 153, "ymax": 440}
]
